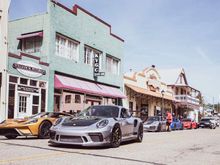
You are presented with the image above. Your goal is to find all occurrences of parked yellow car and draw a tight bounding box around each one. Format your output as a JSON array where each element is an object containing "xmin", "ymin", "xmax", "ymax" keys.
[{"xmin": 0, "ymin": 112, "xmax": 71, "ymax": 139}]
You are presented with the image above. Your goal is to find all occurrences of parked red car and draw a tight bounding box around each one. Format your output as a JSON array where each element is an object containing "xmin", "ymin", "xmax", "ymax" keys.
[{"xmin": 182, "ymin": 118, "xmax": 197, "ymax": 129}]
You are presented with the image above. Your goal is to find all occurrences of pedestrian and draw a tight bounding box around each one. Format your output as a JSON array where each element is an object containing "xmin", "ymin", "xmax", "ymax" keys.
[{"xmin": 166, "ymin": 111, "xmax": 173, "ymax": 132}]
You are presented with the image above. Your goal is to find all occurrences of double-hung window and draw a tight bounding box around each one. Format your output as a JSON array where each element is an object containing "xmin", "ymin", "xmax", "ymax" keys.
[
  {"xmin": 84, "ymin": 46, "xmax": 102, "ymax": 69},
  {"xmin": 106, "ymin": 55, "xmax": 120, "ymax": 75},
  {"xmin": 55, "ymin": 34, "xmax": 79, "ymax": 62}
]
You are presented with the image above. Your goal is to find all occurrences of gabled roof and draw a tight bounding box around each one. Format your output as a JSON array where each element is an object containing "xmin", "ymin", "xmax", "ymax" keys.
[{"xmin": 159, "ymin": 68, "xmax": 188, "ymax": 85}]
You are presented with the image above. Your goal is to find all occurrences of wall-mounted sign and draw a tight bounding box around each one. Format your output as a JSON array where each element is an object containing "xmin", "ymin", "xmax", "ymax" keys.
[
  {"xmin": 13, "ymin": 60, "xmax": 46, "ymax": 78},
  {"xmin": 17, "ymin": 85, "xmax": 39, "ymax": 93},
  {"xmin": 93, "ymin": 54, "xmax": 105, "ymax": 77}
]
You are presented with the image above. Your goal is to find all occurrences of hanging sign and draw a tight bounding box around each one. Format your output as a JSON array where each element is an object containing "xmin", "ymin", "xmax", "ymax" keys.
[
  {"xmin": 93, "ymin": 54, "xmax": 105, "ymax": 77},
  {"xmin": 13, "ymin": 60, "xmax": 46, "ymax": 78}
]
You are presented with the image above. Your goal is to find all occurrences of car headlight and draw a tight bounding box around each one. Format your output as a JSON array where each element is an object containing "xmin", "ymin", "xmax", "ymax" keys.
[
  {"xmin": 25, "ymin": 118, "xmax": 38, "ymax": 124},
  {"xmin": 96, "ymin": 119, "xmax": 109, "ymax": 128},
  {"xmin": 54, "ymin": 118, "xmax": 63, "ymax": 126}
]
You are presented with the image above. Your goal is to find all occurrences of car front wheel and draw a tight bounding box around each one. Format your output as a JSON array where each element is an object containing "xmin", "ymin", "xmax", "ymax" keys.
[
  {"xmin": 136, "ymin": 123, "xmax": 143, "ymax": 142},
  {"xmin": 110, "ymin": 125, "xmax": 121, "ymax": 148},
  {"xmin": 38, "ymin": 121, "xmax": 52, "ymax": 139}
]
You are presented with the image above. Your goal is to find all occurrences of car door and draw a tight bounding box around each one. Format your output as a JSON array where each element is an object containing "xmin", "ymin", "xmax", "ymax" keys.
[{"xmin": 118, "ymin": 108, "xmax": 133, "ymax": 137}]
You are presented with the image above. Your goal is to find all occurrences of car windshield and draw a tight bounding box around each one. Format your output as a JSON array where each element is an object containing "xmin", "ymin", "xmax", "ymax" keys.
[
  {"xmin": 147, "ymin": 116, "xmax": 160, "ymax": 122},
  {"xmin": 182, "ymin": 119, "xmax": 191, "ymax": 122},
  {"xmin": 78, "ymin": 106, "xmax": 119, "ymax": 118},
  {"xmin": 201, "ymin": 118, "xmax": 211, "ymax": 122}
]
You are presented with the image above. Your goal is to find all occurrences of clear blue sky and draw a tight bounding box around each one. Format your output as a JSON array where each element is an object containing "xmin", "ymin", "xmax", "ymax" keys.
[{"xmin": 9, "ymin": 0, "xmax": 220, "ymax": 103}]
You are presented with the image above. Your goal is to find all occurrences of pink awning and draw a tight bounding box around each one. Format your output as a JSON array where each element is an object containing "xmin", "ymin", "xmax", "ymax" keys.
[
  {"xmin": 17, "ymin": 32, "xmax": 43, "ymax": 40},
  {"xmin": 54, "ymin": 75, "xmax": 126, "ymax": 98}
]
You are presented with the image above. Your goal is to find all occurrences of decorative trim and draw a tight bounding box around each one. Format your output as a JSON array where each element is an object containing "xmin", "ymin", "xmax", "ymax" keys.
[
  {"xmin": 124, "ymin": 75, "xmax": 137, "ymax": 82},
  {"xmin": 51, "ymin": 0, "xmax": 124, "ymax": 42},
  {"xmin": 8, "ymin": 52, "xmax": 49, "ymax": 67}
]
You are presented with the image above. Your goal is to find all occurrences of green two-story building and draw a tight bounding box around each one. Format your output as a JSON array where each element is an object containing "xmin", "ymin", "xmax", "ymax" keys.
[{"xmin": 7, "ymin": 0, "xmax": 125, "ymax": 119}]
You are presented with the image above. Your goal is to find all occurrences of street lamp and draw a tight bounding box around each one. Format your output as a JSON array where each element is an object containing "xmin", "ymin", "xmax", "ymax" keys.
[{"xmin": 161, "ymin": 90, "xmax": 165, "ymax": 118}]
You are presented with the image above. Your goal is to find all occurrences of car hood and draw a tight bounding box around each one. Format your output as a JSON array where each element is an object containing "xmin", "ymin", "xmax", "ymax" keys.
[{"xmin": 61, "ymin": 116, "xmax": 103, "ymax": 127}]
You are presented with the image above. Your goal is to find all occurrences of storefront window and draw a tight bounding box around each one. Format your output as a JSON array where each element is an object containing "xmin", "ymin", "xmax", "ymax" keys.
[
  {"xmin": 8, "ymin": 84, "xmax": 15, "ymax": 118},
  {"xmin": 75, "ymin": 94, "xmax": 81, "ymax": 103},
  {"xmin": 65, "ymin": 95, "xmax": 71, "ymax": 103}
]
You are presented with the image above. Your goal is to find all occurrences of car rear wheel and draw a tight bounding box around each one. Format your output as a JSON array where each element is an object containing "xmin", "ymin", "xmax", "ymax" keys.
[
  {"xmin": 136, "ymin": 123, "xmax": 143, "ymax": 142},
  {"xmin": 38, "ymin": 121, "xmax": 52, "ymax": 139},
  {"xmin": 5, "ymin": 135, "xmax": 17, "ymax": 139},
  {"xmin": 157, "ymin": 124, "xmax": 161, "ymax": 132},
  {"xmin": 110, "ymin": 125, "xmax": 121, "ymax": 148}
]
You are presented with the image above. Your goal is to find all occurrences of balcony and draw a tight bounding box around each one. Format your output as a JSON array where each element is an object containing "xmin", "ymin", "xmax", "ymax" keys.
[{"xmin": 175, "ymin": 95, "xmax": 200, "ymax": 106}]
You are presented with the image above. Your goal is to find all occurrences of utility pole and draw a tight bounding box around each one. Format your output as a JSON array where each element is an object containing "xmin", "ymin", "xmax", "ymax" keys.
[{"xmin": 0, "ymin": 0, "xmax": 11, "ymax": 122}]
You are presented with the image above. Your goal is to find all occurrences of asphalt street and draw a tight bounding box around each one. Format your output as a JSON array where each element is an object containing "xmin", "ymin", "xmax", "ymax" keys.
[{"xmin": 0, "ymin": 128, "xmax": 220, "ymax": 165}]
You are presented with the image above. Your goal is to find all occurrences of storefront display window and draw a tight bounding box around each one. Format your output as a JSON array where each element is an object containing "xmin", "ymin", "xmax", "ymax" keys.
[
  {"xmin": 75, "ymin": 94, "xmax": 81, "ymax": 103},
  {"xmin": 65, "ymin": 95, "xmax": 71, "ymax": 103}
]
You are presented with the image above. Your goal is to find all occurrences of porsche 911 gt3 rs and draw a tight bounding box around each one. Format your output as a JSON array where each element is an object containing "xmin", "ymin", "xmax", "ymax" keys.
[{"xmin": 49, "ymin": 105, "xmax": 143, "ymax": 148}]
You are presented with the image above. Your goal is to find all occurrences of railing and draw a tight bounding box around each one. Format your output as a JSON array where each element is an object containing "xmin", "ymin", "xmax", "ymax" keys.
[{"xmin": 175, "ymin": 95, "xmax": 200, "ymax": 105}]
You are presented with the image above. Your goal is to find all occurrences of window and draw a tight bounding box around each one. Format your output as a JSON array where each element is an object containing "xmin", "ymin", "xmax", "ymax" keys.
[
  {"xmin": 20, "ymin": 78, "xmax": 28, "ymax": 85},
  {"xmin": 9, "ymin": 76, "xmax": 18, "ymax": 83},
  {"xmin": 84, "ymin": 46, "xmax": 102, "ymax": 69},
  {"xmin": 30, "ymin": 80, "xmax": 37, "ymax": 86},
  {"xmin": 22, "ymin": 37, "xmax": 42, "ymax": 53},
  {"xmin": 75, "ymin": 95, "xmax": 81, "ymax": 103},
  {"xmin": 55, "ymin": 34, "xmax": 79, "ymax": 62},
  {"xmin": 65, "ymin": 95, "xmax": 71, "ymax": 103},
  {"xmin": 106, "ymin": 55, "xmax": 120, "ymax": 75},
  {"xmin": 32, "ymin": 96, "xmax": 39, "ymax": 114}
]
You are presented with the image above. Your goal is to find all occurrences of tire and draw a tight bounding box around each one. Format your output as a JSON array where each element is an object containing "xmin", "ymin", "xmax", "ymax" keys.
[
  {"xmin": 5, "ymin": 135, "xmax": 17, "ymax": 139},
  {"xmin": 181, "ymin": 124, "xmax": 184, "ymax": 130},
  {"xmin": 136, "ymin": 123, "xmax": 143, "ymax": 142},
  {"xmin": 157, "ymin": 124, "xmax": 161, "ymax": 132},
  {"xmin": 38, "ymin": 121, "xmax": 52, "ymax": 139},
  {"xmin": 110, "ymin": 125, "xmax": 121, "ymax": 148}
]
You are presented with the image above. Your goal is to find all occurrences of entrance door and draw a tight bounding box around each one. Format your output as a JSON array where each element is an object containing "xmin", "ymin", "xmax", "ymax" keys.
[
  {"xmin": 54, "ymin": 95, "xmax": 60, "ymax": 112},
  {"xmin": 17, "ymin": 94, "xmax": 31, "ymax": 118}
]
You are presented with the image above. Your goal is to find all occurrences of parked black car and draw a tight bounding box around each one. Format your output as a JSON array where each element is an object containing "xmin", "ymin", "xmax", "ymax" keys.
[{"xmin": 198, "ymin": 118, "xmax": 216, "ymax": 129}]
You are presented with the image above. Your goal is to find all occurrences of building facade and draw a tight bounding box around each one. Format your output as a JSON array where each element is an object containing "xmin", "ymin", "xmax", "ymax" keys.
[
  {"xmin": 6, "ymin": 0, "xmax": 125, "ymax": 119},
  {"xmin": 159, "ymin": 68, "xmax": 201, "ymax": 121},
  {"xmin": 124, "ymin": 66, "xmax": 174, "ymax": 120},
  {"xmin": 0, "ymin": 0, "xmax": 11, "ymax": 122}
]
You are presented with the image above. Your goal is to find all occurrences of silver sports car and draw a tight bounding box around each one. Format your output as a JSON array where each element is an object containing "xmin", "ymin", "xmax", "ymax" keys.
[
  {"xmin": 143, "ymin": 116, "xmax": 166, "ymax": 132},
  {"xmin": 49, "ymin": 105, "xmax": 143, "ymax": 148}
]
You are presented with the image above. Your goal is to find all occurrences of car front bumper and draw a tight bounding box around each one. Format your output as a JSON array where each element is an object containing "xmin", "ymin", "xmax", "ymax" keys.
[
  {"xmin": 49, "ymin": 128, "xmax": 112, "ymax": 147},
  {"xmin": 143, "ymin": 125, "xmax": 157, "ymax": 132}
]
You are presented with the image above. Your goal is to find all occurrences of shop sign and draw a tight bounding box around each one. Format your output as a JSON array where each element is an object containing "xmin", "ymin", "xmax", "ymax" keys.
[
  {"xmin": 13, "ymin": 60, "xmax": 46, "ymax": 78},
  {"xmin": 17, "ymin": 85, "xmax": 39, "ymax": 93},
  {"xmin": 93, "ymin": 54, "xmax": 105, "ymax": 77}
]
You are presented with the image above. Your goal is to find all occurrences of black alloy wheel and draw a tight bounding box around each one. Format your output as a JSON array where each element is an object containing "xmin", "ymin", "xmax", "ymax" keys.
[
  {"xmin": 5, "ymin": 135, "xmax": 17, "ymax": 139},
  {"xmin": 136, "ymin": 123, "xmax": 143, "ymax": 142},
  {"xmin": 157, "ymin": 123, "xmax": 161, "ymax": 132},
  {"xmin": 38, "ymin": 121, "xmax": 52, "ymax": 139},
  {"xmin": 110, "ymin": 125, "xmax": 121, "ymax": 148}
]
